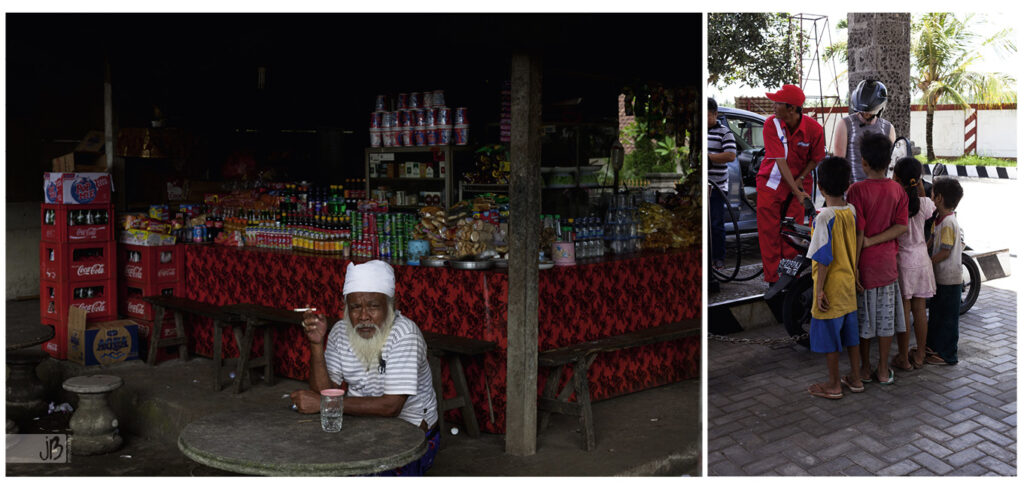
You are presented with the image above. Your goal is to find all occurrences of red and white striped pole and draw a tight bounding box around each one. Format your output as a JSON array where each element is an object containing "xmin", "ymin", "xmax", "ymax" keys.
[{"xmin": 964, "ymin": 105, "xmax": 978, "ymax": 156}]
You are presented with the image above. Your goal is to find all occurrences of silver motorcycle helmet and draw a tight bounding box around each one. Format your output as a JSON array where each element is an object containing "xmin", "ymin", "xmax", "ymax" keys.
[{"xmin": 851, "ymin": 79, "xmax": 888, "ymax": 115}]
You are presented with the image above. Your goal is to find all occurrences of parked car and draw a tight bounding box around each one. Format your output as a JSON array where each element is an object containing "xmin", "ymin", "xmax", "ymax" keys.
[{"xmin": 715, "ymin": 106, "xmax": 766, "ymax": 236}]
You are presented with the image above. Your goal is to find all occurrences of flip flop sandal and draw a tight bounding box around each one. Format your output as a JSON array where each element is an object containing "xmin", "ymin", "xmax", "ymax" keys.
[
  {"xmin": 873, "ymin": 368, "xmax": 895, "ymax": 385},
  {"xmin": 925, "ymin": 354, "xmax": 951, "ymax": 365},
  {"xmin": 808, "ymin": 384, "xmax": 843, "ymax": 400},
  {"xmin": 841, "ymin": 376, "xmax": 865, "ymax": 393},
  {"xmin": 890, "ymin": 354, "xmax": 914, "ymax": 372},
  {"xmin": 908, "ymin": 348, "xmax": 924, "ymax": 369}
]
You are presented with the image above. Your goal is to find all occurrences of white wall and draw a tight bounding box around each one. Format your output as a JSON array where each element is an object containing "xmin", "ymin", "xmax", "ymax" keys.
[
  {"xmin": 815, "ymin": 107, "xmax": 1017, "ymax": 159},
  {"xmin": 909, "ymin": 108, "xmax": 1016, "ymax": 159}
]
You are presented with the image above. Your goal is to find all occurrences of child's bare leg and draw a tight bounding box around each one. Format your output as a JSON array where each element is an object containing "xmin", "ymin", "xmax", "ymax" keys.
[
  {"xmin": 893, "ymin": 297, "xmax": 913, "ymax": 369},
  {"xmin": 846, "ymin": 344, "xmax": 863, "ymax": 389},
  {"xmin": 859, "ymin": 337, "xmax": 873, "ymax": 380},
  {"xmin": 810, "ymin": 351, "xmax": 843, "ymax": 396},
  {"xmin": 911, "ymin": 298, "xmax": 928, "ymax": 365},
  {"xmin": 877, "ymin": 335, "xmax": 893, "ymax": 379}
]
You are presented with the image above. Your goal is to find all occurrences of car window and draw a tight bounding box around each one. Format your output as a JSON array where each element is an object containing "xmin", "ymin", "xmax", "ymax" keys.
[{"xmin": 721, "ymin": 116, "xmax": 764, "ymax": 151}]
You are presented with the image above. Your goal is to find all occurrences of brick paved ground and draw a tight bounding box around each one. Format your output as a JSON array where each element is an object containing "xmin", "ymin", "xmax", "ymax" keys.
[{"xmin": 708, "ymin": 283, "xmax": 1017, "ymax": 476}]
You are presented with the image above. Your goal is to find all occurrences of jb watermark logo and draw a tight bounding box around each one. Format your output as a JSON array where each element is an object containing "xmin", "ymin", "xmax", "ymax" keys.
[{"xmin": 6, "ymin": 434, "xmax": 70, "ymax": 463}]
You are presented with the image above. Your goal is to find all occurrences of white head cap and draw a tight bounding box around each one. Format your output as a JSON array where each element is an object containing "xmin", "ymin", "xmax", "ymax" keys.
[{"xmin": 343, "ymin": 260, "xmax": 395, "ymax": 298}]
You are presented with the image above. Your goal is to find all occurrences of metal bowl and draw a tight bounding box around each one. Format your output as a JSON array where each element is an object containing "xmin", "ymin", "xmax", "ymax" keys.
[
  {"xmin": 421, "ymin": 256, "xmax": 450, "ymax": 268},
  {"xmin": 448, "ymin": 259, "xmax": 495, "ymax": 271}
]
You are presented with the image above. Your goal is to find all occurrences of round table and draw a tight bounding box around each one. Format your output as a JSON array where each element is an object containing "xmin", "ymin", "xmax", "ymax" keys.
[
  {"xmin": 7, "ymin": 323, "xmax": 55, "ymax": 351},
  {"xmin": 178, "ymin": 409, "xmax": 427, "ymax": 476}
]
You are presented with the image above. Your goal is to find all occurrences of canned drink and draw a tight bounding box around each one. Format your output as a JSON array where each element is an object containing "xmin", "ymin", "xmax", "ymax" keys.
[
  {"xmin": 389, "ymin": 111, "xmax": 400, "ymax": 128},
  {"xmin": 414, "ymin": 129, "xmax": 427, "ymax": 146},
  {"xmin": 375, "ymin": 94, "xmax": 388, "ymax": 111},
  {"xmin": 398, "ymin": 110, "xmax": 410, "ymax": 128},
  {"xmin": 423, "ymin": 91, "xmax": 434, "ymax": 108},
  {"xmin": 424, "ymin": 108, "xmax": 436, "ymax": 127},
  {"xmin": 412, "ymin": 109, "xmax": 426, "ymax": 128},
  {"xmin": 436, "ymin": 107, "xmax": 451, "ymax": 126},
  {"xmin": 409, "ymin": 92, "xmax": 421, "ymax": 108},
  {"xmin": 397, "ymin": 93, "xmax": 409, "ymax": 109},
  {"xmin": 193, "ymin": 225, "xmax": 206, "ymax": 243},
  {"xmin": 454, "ymin": 107, "xmax": 469, "ymax": 124},
  {"xmin": 426, "ymin": 126, "xmax": 439, "ymax": 146},
  {"xmin": 431, "ymin": 90, "xmax": 446, "ymax": 107},
  {"xmin": 369, "ymin": 128, "xmax": 382, "ymax": 147},
  {"xmin": 439, "ymin": 125, "xmax": 453, "ymax": 145},
  {"xmin": 454, "ymin": 124, "xmax": 470, "ymax": 145},
  {"xmin": 402, "ymin": 128, "xmax": 414, "ymax": 146},
  {"xmin": 370, "ymin": 111, "xmax": 383, "ymax": 128}
]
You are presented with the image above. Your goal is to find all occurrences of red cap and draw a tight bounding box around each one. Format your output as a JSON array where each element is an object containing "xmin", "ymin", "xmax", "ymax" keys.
[{"xmin": 765, "ymin": 84, "xmax": 805, "ymax": 107}]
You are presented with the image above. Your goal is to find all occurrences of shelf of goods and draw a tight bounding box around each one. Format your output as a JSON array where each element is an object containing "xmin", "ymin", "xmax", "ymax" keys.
[{"xmin": 365, "ymin": 146, "xmax": 455, "ymax": 210}]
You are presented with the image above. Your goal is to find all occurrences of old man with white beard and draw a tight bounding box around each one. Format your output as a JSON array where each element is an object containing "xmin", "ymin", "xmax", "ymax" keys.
[{"xmin": 289, "ymin": 260, "xmax": 439, "ymax": 475}]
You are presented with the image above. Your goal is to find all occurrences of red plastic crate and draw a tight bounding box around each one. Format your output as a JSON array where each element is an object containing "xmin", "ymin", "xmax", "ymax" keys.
[
  {"xmin": 39, "ymin": 241, "xmax": 115, "ymax": 283},
  {"xmin": 134, "ymin": 317, "xmax": 182, "ymax": 363},
  {"xmin": 119, "ymin": 243, "xmax": 184, "ymax": 284},
  {"xmin": 40, "ymin": 279, "xmax": 118, "ymax": 324},
  {"xmin": 119, "ymin": 281, "xmax": 184, "ymax": 321},
  {"xmin": 41, "ymin": 320, "xmax": 68, "ymax": 360},
  {"xmin": 41, "ymin": 203, "xmax": 115, "ymax": 243}
]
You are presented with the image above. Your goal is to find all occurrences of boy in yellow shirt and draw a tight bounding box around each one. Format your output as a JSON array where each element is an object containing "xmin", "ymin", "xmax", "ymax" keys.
[{"xmin": 807, "ymin": 157, "xmax": 864, "ymax": 399}]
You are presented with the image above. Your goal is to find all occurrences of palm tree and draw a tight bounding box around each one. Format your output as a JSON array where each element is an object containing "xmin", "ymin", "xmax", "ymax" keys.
[{"xmin": 912, "ymin": 13, "xmax": 1016, "ymax": 161}]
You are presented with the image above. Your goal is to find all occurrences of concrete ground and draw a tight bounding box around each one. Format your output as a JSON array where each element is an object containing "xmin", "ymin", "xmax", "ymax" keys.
[
  {"xmin": 5, "ymin": 299, "xmax": 700, "ymax": 477},
  {"xmin": 707, "ymin": 279, "xmax": 1017, "ymax": 476}
]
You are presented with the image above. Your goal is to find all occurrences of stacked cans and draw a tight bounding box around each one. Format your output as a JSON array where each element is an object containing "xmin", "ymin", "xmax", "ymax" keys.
[{"xmin": 370, "ymin": 91, "xmax": 468, "ymax": 148}]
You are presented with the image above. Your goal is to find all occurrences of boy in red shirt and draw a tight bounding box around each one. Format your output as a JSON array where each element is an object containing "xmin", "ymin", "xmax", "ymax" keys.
[{"xmin": 846, "ymin": 133, "xmax": 908, "ymax": 384}]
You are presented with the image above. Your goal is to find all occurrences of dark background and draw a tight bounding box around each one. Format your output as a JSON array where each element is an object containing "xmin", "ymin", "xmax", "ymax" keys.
[{"xmin": 6, "ymin": 13, "xmax": 701, "ymax": 204}]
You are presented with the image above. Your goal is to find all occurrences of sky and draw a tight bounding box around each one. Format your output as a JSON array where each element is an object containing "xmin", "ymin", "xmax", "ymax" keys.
[{"xmin": 707, "ymin": 11, "xmax": 1018, "ymax": 107}]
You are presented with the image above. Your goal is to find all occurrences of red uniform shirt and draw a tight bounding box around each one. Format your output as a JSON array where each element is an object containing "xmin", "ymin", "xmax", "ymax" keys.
[
  {"xmin": 757, "ymin": 114, "xmax": 826, "ymax": 200},
  {"xmin": 847, "ymin": 178, "xmax": 909, "ymax": 290}
]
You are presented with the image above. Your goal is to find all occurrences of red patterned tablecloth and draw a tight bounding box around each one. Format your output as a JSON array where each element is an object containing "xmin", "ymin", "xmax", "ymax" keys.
[{"xmin": 184, "ymin": 245, "xmax": 700, "ymax": 433}]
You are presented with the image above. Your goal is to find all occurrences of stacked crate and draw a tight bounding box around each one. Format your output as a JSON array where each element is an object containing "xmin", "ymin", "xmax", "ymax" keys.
[
  {"xmin": 118, "ymin": 243, "xmax": 185, "ymax": 361},
  {"xmin": 39, "ymin": 204, "xmax": 118, "ymax": 359}
]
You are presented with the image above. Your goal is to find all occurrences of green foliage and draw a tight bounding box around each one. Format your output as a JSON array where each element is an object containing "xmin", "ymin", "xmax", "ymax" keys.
[
  {"xmin": 707, "ymin": 13, "xmax": 802, "ymax": 89},
  {"xmin": 915, "ymin": 154, "xmax": 1017, "ymax": 167},
  {"xmin": 912, "ymin": 13, "xmax": 1017, "ymax": 161}
]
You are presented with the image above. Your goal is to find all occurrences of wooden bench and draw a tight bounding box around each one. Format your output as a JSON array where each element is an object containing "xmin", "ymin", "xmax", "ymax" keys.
[
  {"xmin": 421, "ymin": 331, "xmax": 495, "ymax": 444},
  {"xmin": 536, "ymin": 319, "xmax": 701, "ymax": 451},
  {"xmin": 142, "ymin": 296, "xmax": 243, "ymax": 391},
  {"xmin": 220, "ymin": 304, "xmax": 340, "ymax": 394}
]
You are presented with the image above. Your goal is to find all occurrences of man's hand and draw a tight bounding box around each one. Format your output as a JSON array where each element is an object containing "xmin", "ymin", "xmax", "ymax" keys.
[
  {"xmin": 302, "ymin": 307, "xmax": 328, "ymax": 345},
  {"xmin": 793, "ymin": 189, "xmax": 811, "ymax": 207},
  {"xmin": 290, "ymin": 389, "xmax": 321, "ymax": 414}
]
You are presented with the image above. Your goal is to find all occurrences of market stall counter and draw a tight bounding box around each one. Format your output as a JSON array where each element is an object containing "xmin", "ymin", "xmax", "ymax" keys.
[{"xmin": 184, "ymin": 244, "xmax": 699, "ymax": 433}]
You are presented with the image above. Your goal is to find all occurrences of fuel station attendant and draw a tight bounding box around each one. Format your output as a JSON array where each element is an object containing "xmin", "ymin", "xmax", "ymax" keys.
[{"xmin": 756, "ymin": 84, "xmax": 826, "ymax": 284}]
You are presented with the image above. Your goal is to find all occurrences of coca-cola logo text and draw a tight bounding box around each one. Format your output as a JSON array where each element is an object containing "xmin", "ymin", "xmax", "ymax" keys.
[
  {"xmin": 75, "ymin": 263, "xmax": 106, "ymax": 276},
  {"xmin": 127, "ymin": 302, "xmax": 146, "ymax": 315},
  {"xmin": 70, "ymin": 226, "xmax": 104, "ymax": 239},
  {"xmin": 125, "ymin": 265, "xmax": 143, "ymax": 279},
  {"xmin": 75, "ymin": 301, "xmax": 107, "ymax": 314},
  {"xmin": 157, "ymin": 268, "xmax": 176, "ymax": 278},
  {"xmin": 45, "ymin": 270, "xmax": 57, "ymax": 279}
]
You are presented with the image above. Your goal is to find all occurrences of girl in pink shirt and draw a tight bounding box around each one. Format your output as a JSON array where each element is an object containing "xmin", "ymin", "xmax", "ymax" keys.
[{"xmin": 891, "ymin": 158, "xmax": 936, "ymax": 370}]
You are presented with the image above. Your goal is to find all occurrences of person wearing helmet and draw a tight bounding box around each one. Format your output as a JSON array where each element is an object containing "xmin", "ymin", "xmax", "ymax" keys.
[
  {"xmin": 756, "ymin": 84, "xmax": 826, "ymax": 285},
  {"xmin": 832, "ymin": 79, "xmax": 897, "ymax": 183}
]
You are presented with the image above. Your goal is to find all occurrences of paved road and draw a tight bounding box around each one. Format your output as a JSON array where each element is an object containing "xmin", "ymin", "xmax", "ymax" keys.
[{"xmin": 708, "ymin": 278, "xmax": 1017, "ymax": 476}]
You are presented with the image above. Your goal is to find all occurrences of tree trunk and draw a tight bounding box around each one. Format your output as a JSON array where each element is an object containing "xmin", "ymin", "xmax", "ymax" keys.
[{"xmin": 926, "ymin": 103, "xmax": 936, "ymax": 162}]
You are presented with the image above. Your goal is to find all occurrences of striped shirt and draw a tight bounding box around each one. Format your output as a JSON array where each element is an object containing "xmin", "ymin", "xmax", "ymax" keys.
[
  {"xmin": 708, "ymin": 121, "xmax": 736, "ymax": 193},
  {"xmin": 324, "ymin": 312, "xmax": 438, "ymax": 428}
]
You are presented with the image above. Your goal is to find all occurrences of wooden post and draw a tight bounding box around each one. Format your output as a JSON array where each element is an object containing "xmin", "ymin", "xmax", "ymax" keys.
[
  {"xmin": 505, "ymin": 52, "xmax": 542, "ymax": 456},
  {"xmin": 104, "ymin": 59, "xmax": 125, "ymax": 212}
]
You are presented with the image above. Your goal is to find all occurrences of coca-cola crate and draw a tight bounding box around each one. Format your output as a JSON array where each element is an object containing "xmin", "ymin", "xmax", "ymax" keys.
[
  {"xmin": 119, "ymin": 281, "xmax": 183, "ymax": 322},
  {"xmin": 119, "ymin": 243, "xmax": 184, "ymax": 284},
  {"xmin": 39, "ymin": 241, "xmax": 115, "ymax": 283},
  {"xmin": 41, "ymin": 203, "xmax": 115, "ymax": 243},
  {"xmin": 40, "ymin": 279, "xmax": 117, "ymax": 324},
  {"xmin": 41, "ymin": 320, "xmax": 68, "ymax": 360},
  {"xmin": 134, "ymin": 317, "xmax": 182, "ymax": 364}
]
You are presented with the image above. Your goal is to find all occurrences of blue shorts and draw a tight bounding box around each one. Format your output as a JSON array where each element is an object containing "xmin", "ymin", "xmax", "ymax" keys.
[{"xmin": 810, "ymin": 311, "xmax": 860, "ymax": 353}]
